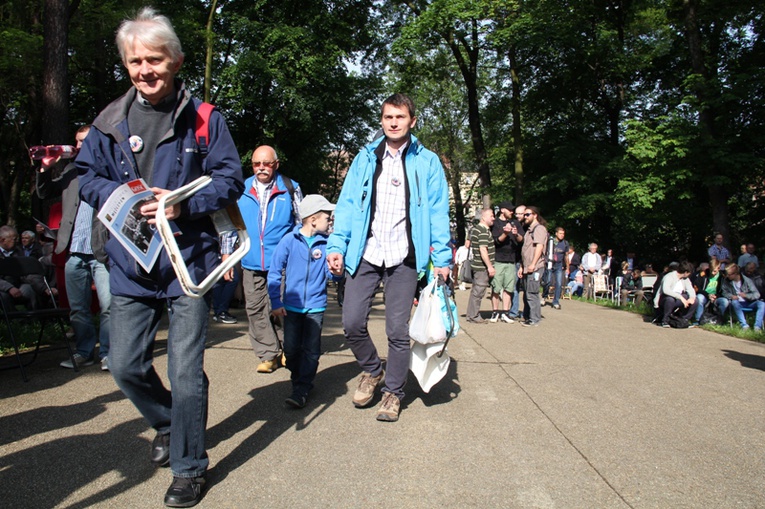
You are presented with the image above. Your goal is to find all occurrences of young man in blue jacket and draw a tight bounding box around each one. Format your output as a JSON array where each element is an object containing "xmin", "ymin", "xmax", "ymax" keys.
[
  {"xmin": 268, "ymin": 194, "xmax": 339, "ymax": 409},
  {"xmin": 76, "ymin": 8, "xmax": 243, "ymax": 507},
  {"xmin": 327, "ymin": 93, "xmax": 452, "ymax": 422}
]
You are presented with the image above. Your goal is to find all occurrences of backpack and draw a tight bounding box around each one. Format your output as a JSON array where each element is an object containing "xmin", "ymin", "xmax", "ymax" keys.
[
  {"xmin": 667, "ymin": 314, "xmax": 690, "ymax": 329},
  {"xmin": 196, "ymin": 102, "xmax": 297, "ymax": 211}
]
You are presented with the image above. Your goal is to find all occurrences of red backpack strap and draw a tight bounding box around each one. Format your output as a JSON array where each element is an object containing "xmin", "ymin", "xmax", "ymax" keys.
[{"xmin": 195, "ymin": 102, "xmax": 215, "ymax": 158}]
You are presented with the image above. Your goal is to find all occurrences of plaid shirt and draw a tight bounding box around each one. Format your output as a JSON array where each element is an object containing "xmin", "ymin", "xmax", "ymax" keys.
[{"xmin": 362, "ymin": 143, "xmax": 409, "ymax": 268}]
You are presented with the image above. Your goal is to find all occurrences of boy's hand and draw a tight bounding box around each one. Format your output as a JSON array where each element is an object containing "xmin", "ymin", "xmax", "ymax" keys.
[
  {"xmin": 327, "ymin": 253, "xmax": 344, "ymax": 276},
  {"xmin": 271, "ymin": 307, "xmax": 287, "ymax": 318}
]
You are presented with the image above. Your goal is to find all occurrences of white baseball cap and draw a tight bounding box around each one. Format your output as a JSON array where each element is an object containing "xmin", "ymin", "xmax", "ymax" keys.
[{"xmin": 298, "ymin": 194, "xmax": 335, "ymax": 219}]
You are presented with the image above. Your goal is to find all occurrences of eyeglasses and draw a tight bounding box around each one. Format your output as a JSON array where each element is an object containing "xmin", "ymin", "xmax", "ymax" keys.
[{"xmin": 252, "ymin": 160, "xmax": 277, "ymax": 168}]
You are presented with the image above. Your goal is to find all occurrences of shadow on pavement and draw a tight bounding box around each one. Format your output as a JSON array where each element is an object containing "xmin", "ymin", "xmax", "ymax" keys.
[
  {"xmin": 205, "ymin": 361, "xmax": 359, "ymax": 489},
  {"xmin": 722, "ymin": 349, "xmax": 765, "ymax": 372},
  {"xmin": 0, "ymin": 417, "xmax": 153, "ymax": 508},
  {"xmin": 0, "ymin": 390, "xmax": 126, "ymax": 447}
]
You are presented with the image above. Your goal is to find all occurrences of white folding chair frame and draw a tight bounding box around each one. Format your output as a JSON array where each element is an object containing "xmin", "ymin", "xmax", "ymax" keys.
[{"xmin": 155, "ymin": 176, "xmax": 250, "ymax": 298}]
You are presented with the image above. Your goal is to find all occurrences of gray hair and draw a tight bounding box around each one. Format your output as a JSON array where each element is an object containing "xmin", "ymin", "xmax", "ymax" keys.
[
  {"xmin": 116, "ymin": 6, "xmax": 184, "ymax": 65},
  {"xmin": 0, "ymin": 225, "xmax": 18, "ymax": 239}
]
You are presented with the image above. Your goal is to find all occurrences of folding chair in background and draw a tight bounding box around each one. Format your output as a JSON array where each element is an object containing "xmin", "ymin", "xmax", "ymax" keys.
[{"xmin": 0, "ymin": 257, "xmax": 76, "ymax": 381}]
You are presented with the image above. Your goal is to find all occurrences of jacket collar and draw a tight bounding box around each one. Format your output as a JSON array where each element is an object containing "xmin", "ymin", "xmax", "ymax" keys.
[{"xmin": 92, "ymin": 79, "xmax": 191, "ymax": 143}]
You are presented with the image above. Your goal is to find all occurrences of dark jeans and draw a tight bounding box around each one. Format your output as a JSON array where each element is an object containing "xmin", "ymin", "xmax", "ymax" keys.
[
  {"xmin": 283, "ymin": 310, "xmax": 324, "ymax": 397},
  {"xmin": 109, "ymin": 294, "xmax": 211, "ymax": 478},
  {"xmin": 659, "ymin": 295, "xmax": 698, "ymax": 323},
  {"xmin": 342, "ymin": 258, "xmax": 418, "ymax": 400}
]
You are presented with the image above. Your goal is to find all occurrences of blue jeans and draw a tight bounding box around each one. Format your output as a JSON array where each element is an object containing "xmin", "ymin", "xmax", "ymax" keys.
[
  {"xmin": 343, "ymin": 259, "xmax": 418, "ymax": 400},
  {"xmin": 718, "ymin": 298, "xmax": 765, "ymax": 328},
  {"xmin": 551, "ymin": 266, "xmax": 564, "ymax": 306},
  {"xmin": 109, "ymin": 294, "xmax": 211, "ymax": 478},
  {"xmin": 509, "ymin": 276, "xmax": 522, "ymax": 317},
  {"xmin": 212, "ymin": 266, "xmax": 240, "ymax": 315},
  {"xmin": 694, "ymin": 293, "xmax": 708, "ymax": 322},
  {"xmin": 283, "ymin": 310, "xmax": 324, "ymax": 397},
  {"xmin": 65, "ymin": 253, "xmax": 111, "ymax": 359}
]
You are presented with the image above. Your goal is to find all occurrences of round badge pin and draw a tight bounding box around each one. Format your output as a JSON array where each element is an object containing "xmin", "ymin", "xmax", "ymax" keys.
[
  {"xmin": 391, "ymin": 177, "xmax": 401, "ymax": 187},
  {"xmin": 312, "ymin": 248, "xmax": 322, "ymax": 260},
  {"xmin": 129, "ymin": 135, "xmax": 144, "ymax": 153}
]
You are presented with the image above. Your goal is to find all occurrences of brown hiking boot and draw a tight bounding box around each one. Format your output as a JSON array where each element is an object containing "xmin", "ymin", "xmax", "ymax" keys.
[
  {"xmin": 352, "ymin": 371, "xmax": 384, "ymax": 407},
  {"xmin": 257, "ymin": 357, "xmax": 280, "ymax": 373},
  {"xmin": 376, "ymin": 392, "xmax": 400, "ymax": 422}
]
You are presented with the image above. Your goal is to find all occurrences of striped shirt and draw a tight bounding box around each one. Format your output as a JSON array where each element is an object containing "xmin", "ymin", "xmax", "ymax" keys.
[
  {"xmin": 470, "ymin": 223, "xmax": 494, "ymax": 272},
  {"xmin": 69, "ymin": 202, "xmax": 94, "ymax": 255},
  {"xmin": 362, "ymin": 142, "xmax": 409, "ymax": 268}
]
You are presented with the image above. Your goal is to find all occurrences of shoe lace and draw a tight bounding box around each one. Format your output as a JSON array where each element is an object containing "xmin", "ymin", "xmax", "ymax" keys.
[
  {"xmin": 358, "ymin": 374, "xmax": 378, "ymax": 392},
  {"xmin": 380, "ymin": 392, "xmax": 397, "ymax": 410}
]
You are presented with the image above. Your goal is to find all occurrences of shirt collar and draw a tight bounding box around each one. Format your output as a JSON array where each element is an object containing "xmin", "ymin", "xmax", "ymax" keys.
[{"xmin": 384, "ymin": 140, "xmax": 409, "ymax": 159}]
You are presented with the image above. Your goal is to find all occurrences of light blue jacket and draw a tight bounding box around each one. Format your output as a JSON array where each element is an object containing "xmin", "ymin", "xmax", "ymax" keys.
[
  {"xmin": 237, "ymin": 174, "xmax": 300, "ymax": 272},
  {"xmin": 327, "ymin": 135, "xmax": 452, "ymax": 276}
]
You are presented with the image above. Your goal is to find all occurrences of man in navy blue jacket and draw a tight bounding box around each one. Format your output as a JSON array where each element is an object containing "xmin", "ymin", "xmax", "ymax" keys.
[{"xmin": 76, "ymin": 7, "xmax": 243, "ymax": 507}]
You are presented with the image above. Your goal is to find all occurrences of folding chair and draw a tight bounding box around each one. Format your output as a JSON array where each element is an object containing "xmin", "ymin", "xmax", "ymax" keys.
[
  {"xmin": 0, "ymin": 257, "xmax": 76, "ymax": 381},
  {"xmin": 641, "ymin": 274, "xmax": 658, "ymax": 303},
  {"xmin": 592, "ymin": 274, "xmax": 613, "ymax": 301}
]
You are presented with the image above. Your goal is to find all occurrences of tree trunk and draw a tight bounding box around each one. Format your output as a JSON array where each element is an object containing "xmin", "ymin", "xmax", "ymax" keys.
[
  {"xmin": 42, "ymin": 0, "xmax": 69, "ymax": 144},
  {"xmin": 204, "ymin": 0, "xmax": 218, "ymax": 103},
  {"xmin": 682, "ymin": 0, "xmax": 729, "ymax": 241},
  {"xmin": 509, "ymin": 45, "xmax": 524, "ymax": 205},
  {"xmin": 446, "ymin": 23, "xmax": 491, "ymax": 194}
]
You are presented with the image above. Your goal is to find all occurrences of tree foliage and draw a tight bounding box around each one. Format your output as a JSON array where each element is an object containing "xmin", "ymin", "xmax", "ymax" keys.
[{"xmin": 1, "ymin": 0, "xmax": 763, "ymax": 266}]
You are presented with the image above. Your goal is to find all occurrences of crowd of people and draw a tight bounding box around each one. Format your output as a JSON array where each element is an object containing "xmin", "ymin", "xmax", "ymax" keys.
[
  {"xmin": 4, "ymin": 6, "xmax": 763, "ymax": 508},
  {"xmin": 454, "ymin": 214, "xmax": 764, "ymax": 333}
]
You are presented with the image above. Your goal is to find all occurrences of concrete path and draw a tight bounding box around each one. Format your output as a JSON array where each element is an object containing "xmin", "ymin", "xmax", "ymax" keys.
[{"xmin": 2, "ymin": 287, "xmax": 764, "ymax": 508}]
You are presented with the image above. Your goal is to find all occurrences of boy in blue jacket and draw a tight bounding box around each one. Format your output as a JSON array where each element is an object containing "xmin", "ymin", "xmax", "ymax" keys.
[{"xmin": 268, "ymin": 195, "xmax": 338, "ymax": 408}]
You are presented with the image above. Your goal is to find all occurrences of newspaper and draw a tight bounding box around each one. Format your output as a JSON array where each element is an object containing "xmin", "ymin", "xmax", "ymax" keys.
[
  {"xmin": 97, "ymin": 178, "xmax": 162, "ymax": 272},
  {"xmin": 33, "ymin": 217, "xmax": 57, "ymax": 241}
]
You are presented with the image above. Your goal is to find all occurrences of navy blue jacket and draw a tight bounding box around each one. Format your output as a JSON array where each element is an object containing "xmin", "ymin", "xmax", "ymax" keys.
[{"xmin": 76, "ymin": 83, "xmax": 244, "ymax": 298}]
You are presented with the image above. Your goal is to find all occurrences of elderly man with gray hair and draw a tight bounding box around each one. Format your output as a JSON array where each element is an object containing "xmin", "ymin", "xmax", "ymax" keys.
[{"xmin": 76, "ymin": 7, "xmax": 244, "ymax": 507}]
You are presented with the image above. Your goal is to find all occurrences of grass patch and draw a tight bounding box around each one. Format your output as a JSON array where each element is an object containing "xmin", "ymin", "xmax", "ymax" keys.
[
  {"xmin": 0, "ymin": 320, "xmax": 68, "ymax": 356},
  {"xmin": 570, "ymin": 295, "xmax": 765, "ymax": 344}
]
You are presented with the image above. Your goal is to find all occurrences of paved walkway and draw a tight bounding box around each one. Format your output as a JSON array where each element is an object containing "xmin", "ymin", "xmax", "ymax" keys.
[{"xmin": 2, "ymin": 287, "xmax": 765, "ymax": 508}]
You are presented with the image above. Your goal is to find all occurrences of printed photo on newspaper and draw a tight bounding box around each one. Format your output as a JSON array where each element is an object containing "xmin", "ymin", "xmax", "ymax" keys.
[{"xmin": 97, "ymin": 178, "xmax": 162, "ymax": 272}]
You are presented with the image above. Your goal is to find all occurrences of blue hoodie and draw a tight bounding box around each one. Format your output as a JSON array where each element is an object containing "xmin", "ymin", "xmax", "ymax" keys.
[
  {"xmin": 327, "ymin": 134, "xmax": 452, "ymax": 276},
  {"xmin": 268, "ymin": 226, "xmax": 338, "ymax": 312}
]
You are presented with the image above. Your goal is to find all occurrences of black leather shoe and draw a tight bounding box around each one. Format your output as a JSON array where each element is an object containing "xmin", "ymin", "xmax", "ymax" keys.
[
  {"xmin": 151, "ymin": 432, "xmax": 170, "ymax": 467},
  {"xmin": 164, "ymin": 476, "xmax": 205, "ymax": 507}
]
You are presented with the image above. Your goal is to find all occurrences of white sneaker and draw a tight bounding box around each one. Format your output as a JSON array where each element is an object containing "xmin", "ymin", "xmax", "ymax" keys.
[
  {"xmin": 60, "ymin": 353, "xmax": 94, "ymax": 369},
  {"xmin": 458, "ymin": 284, "xmax": 466, "ymax": 291},
  {"xmin": 101, "ymin": 357, "xmax": 109, "ymax": 371},
  {"xmin": 500, "ymin": 313, "xmax": 514, "ymax": 323},
  {"xmin": 489, "ymin": 312, "xmax": 500, "ymax": 323}
]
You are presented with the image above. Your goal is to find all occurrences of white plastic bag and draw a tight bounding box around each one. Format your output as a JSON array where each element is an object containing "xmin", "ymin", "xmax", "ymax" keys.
[
  {"xmin": 410, "ymin": 342, "xmax": 450, "ymax": 393},
  {"xmin": 409, "ymin": 280, "xmax": 447, "ymax": 344}
]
